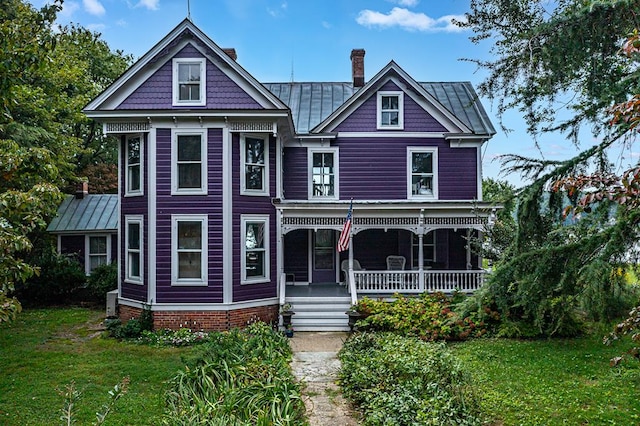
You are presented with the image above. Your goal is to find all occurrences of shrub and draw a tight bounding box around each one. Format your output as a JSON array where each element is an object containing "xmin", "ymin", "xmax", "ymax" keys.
[
  {"xmin": 354, "ymin": 292, "xmax": 488, "ymax": 341},
  {"xmin": 107, "ymin": 305, "xmax": 153, "ymax": 339},
  {"xmin": 86, "ymin": 262, "xmax": 117, "ymax": 304},
  {"xmin": 18, "ymin": 249, "xmax": 86, "ymax": 305},
  {"xmin": 338, "ymin": 332, "xmax": 482, "ymax": 425},
  {"xmin": 163, "ymin": 322, "xmax": 306, "ymax": 425}
]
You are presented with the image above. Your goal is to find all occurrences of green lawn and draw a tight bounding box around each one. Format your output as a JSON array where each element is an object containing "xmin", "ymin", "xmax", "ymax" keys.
[
  {"xmin": 451, "ymin": 335, "xmax": 640, "ymax": 425},
  {"xmin": 0, "ymin": 307, "xmax": 195, "ymax": 425}
]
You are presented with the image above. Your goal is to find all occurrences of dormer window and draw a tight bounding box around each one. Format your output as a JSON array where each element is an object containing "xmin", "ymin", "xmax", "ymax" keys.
[
  {"xmin": 173, "ymin": 58, "xmax": 206, "ymax": 106},
  {"xmin": 377, "ymin": 91, "xmax": 404, "ymax": 129}
]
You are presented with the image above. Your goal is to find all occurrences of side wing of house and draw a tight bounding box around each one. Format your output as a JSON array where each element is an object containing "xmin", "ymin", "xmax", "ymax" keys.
[
  {"xmin": 84, "ymin": 19, "xmax": 291, "ymax": 329},
  {"xmin": 276, "ymin": 61, "xmax": 496, "ymax": 282}
]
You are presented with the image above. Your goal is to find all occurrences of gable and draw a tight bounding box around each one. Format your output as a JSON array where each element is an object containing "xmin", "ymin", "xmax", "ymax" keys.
[
  {"xmin": 334, "ymin": 81, "xmax": 448, "ymax": 133},
  {"xmin": 117, "ymin": 44, "xmax": 263, "ymax": 110},
  {"xmin": 84, "ymin": 20, "xmax": 287, "ymax": 113}
]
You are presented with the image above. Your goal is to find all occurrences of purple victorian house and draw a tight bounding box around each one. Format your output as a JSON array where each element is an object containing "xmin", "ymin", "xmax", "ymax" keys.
[{"xmin": 84, "ymin": 19, "xmax": 496, "ymax": 331}]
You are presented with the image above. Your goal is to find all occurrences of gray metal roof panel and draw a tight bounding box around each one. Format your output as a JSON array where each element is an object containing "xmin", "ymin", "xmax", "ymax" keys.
[
  {"xmin": 265, "ymin": 81, "xmax": 494, "ymax": 136},
  {"xmin": 47, "ymin": 194, "xmax": 118, "ymax": 233}
]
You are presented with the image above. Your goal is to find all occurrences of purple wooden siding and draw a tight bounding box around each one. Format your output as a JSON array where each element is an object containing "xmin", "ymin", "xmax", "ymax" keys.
[
  {"xmin": 154, "ymin": 128, "xmax": 224, "ymax": 303},
  {"xmin": 282, "ymin": 139, "xmax": 477, "ymax": 201},
  {"xmin": 232, "ymin": 133, "xmax": 278, "ymax": 302},
  {"xmin": 60, "ymin": 235, "xmax": 85, "ymax": 265},
  {"xmin": 334, "ymin": 81, "xmax": 448, "ymax": 133},
  {"xmin": 117, "ymin": 44, "xmax": 263, "ymax": 110},
  {"xmin": 120, "ymin": 134, "xmax": 149, "ymax": 302},
  {"xmin": 282, "ymin": 147, "xmax": 307, "ymax": 199},
  {"xmin": 335, "ymin": 138, "xmax": 477, "ymax": 201},
  {"xmin": 283, "ymin": 230, "xmax": 309, "ymax": 282}
]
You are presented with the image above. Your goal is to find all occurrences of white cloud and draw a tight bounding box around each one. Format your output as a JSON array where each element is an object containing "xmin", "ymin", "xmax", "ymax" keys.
[
  {"xmin": 321, "ymin": 21, "xmax": 332, "ymax": 29},
  {"xmin": 137, "ymin": 0, "xmax": 159, "ymax": 10},
  {"xmin": 391, "ymin": 0, "xmax": 420, "ymax": 6},
  {"xmin": 115, "ymin": 19, "xmax": 128, "ymax": 27},
  {"xmin": 83, "ymin": 0, "xmax": 106, "ymax": 16},
  {"xmin": 86, "ymin": 23, "xmax": 106, "ymax": 32},
  {"xmin": 58, "ymin": 1, "xmax": 80, "ymax": 19},
  {"xmin": 356, "ymin": 7, "xmax": 466, "ymax": 32}
]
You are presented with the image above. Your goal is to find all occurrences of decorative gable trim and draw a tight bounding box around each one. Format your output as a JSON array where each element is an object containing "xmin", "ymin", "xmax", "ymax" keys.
[
  {"xmin": 312, "ymin": 61, "xmax": 472, "ymax": 135},
  {"xmin": 84, "ymin": 19, "xmax": 288, "ymax": 114}
]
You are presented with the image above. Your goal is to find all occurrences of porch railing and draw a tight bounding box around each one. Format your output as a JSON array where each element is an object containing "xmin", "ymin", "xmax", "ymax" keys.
[{"xmin": 353, "ymin": 270, "xmax": 487, "ymax": 294}]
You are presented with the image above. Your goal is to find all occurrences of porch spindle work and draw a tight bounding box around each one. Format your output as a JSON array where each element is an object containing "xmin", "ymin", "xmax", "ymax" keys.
[{"xmin": 354, "ymin": 270, "xmax": 486, "ymax": 294}]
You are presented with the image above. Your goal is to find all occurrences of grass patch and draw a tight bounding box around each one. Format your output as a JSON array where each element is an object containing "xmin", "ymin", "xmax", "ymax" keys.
[
  {"xmin": 451, "ymin": 334, "xmax": 640, "ymax": 425},
  {"xmin": 0, "ymin": 307, "xmax": 195, "ymax": 425}
]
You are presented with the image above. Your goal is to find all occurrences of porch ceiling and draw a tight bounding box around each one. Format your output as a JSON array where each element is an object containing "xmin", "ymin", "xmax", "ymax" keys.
[{"xmin": 274, "ymin": 200, "xmax": 496, "ymax": 234}]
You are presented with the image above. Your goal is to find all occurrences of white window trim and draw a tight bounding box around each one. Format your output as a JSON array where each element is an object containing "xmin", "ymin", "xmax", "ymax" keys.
[
  {"xmin": 172, "ymin": 57, "xmax": 206, "ymax": 106},
  {"xmin": 125, "ymin": 215, "xmax": 143, "ymax": 285},
  {"xmin": 377, "ymin": 91, "xmax": 404, "ymax": 130},
  {"xmin": 125, "ymin": 134, "xmax": 143, "ymax": 197},
  {"xmin": 407, "ymin": 147, "xmax": 438, "ymax": 199},
  {"xmin": 171, "ymin": 214, "xmax": 208, "ymax": 286},
  {"xmin": 308, "ymin": 148, "xmax": 339, "ymax": 200},
  {"xmin": 240, "ymin": 134, "xmax": 269, "ymax": 196},
  {"xmin": 171, "ymin": 128, "xmax": 207, "ymax": 195},
  {"xmin": 241, "ymin": 215, "xmax": 270, "ymax": 284},
  {"xmin": 85, "ymin": 234, "xmax": 111, "ymax": 275}
]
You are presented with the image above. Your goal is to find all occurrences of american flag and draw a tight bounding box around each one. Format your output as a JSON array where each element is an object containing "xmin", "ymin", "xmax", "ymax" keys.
[{"xmin": 337, "ymin": 200, "xmax": 352, "ymax": 252}]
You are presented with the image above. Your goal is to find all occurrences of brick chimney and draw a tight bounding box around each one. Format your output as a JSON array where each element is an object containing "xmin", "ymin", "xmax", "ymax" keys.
[
  {"xmin": 222, "ymin": 48, "xmax": 237, "ymax": 61},
  {"xmin": 75, "ymin": 181, "xmax": 88, "ymax": 199},
  {"xmin": 350, "ymin": 49, "xmax": 365, "ymax": 87}
]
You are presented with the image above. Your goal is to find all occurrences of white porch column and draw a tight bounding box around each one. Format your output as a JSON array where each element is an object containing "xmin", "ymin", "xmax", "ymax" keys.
[
  {"xmin": 418, "ymin": 232, "xmax": 424, "ymax": 290},
  {"xmin": 466, "ymin": 228, "xmax": 472, "ymax": 270}
]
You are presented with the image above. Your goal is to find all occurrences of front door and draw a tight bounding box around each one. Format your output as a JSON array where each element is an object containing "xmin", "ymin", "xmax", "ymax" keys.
[{"xmin": 312, "ymin": 229, "xmax": 336, "ymax": 283}]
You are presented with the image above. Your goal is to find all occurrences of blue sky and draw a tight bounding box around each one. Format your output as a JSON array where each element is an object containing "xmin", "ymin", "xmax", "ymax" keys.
[{"xmin": 35, "ymin": 0, "xmax": 607, "ymax": 188}]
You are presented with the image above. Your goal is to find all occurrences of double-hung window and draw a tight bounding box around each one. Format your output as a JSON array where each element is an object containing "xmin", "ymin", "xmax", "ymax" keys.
[
  {"xmin": 309, "ymin": 149, "xmax": 338, "ymax": 199},
  {"xmin": 125, "ymin": 216, "xmax": 143, "ymax": 284},
  {"xmin": 241, "ymin": 135, "xmax": 268, "ymax": 195},
  {"xmin": 241, "ymin": 216, "xmax": 269, "ymax": 283},
  {"xmin": 172, "ymin": 215, "xmax": 208, "ymax": 285},
  {"xmin": 86, "ymin": 235, "xmax": 110, "ymax": 274},
  {"xmin": 172, "ymin": 58, "xmax": 206, "ymax": 106},
  {"xmin": 172, "ymin": 130, "xmax": 207, "ymax": 195},
  {"xmin": 408, "ymin": 147, "xmax": 438, "ymax": 199},
  {"xmin": 411, "ymin": 231, "xmax": 436, "ymax": 269},
  {"xmin": 377, "ymin": 91, "xmax": 404, "ymax": 129},
  {"xmin": 125, "ymin": 135, "xmax": 142, "ymax": 196}
]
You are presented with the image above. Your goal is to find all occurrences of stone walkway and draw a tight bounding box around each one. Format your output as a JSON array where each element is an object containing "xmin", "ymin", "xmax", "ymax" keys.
[{"xmin": 289, "ymin": 332, "xmax": 360, "ymax": 426}]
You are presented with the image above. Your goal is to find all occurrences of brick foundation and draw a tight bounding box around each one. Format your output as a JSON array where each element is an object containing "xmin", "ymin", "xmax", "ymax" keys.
[{"xmin": 118, "ymin": 304, "xmax": 279, "ymax": 331}]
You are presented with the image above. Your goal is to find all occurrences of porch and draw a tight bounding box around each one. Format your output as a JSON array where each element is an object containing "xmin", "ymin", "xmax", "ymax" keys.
[{"xmin": 281, "ymin": 269, "xmax": 487, "ymax": 331}]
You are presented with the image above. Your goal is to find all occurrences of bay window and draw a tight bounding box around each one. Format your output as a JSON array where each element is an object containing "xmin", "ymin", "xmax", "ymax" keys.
[
  {"xmin": 172, "ymin": 215, "xmax": 208, "ymax": 285},
  {"xmin": 125, "ymin": 134, "xmax": 142, "ymax": 196},
  {"xmin": 125, "ymin": 216, "xmax": 143, "ymax": 284},
  {"xmin": 172, "ymin": 130, "xmax": 207, "ymax": 195}
]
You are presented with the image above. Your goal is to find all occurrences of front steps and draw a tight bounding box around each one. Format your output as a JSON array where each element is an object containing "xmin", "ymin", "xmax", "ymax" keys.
[{"xmin": 284, "ymin": 296, "xmax": 352, "ymax": 332}]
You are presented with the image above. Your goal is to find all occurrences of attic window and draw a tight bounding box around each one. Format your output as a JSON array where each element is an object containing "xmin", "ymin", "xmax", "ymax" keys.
[
  {"xmin": 173, "ymin": 58, "xmax": 206, "ymax": 106},
  {"xmin": 377, "ymin": 91, "xmax": 404, "ymax": 130}
]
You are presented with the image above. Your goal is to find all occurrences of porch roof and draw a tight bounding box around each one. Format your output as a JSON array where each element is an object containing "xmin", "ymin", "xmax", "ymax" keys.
[{"xmin": 273, "ymin": 199, "xmax": 496, "ymax": 234}]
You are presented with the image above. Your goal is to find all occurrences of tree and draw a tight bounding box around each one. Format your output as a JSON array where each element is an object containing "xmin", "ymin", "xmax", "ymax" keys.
[
  {"xmin": 0, "ymin": 1, "xmax": 129, "ymax": 320},
  {"xmin": 459, "ymin": 1, "xmax": 640, "ymax": 336}
]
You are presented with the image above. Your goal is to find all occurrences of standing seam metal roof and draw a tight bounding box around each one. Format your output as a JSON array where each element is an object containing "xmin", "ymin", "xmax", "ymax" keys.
[
  {"xmin": 263, "ymin": 81, "xmax": 495, "ymax": 136},
  {"xmin": 47, "ymin": 194, "xmax": 118, "ymax": 233}
]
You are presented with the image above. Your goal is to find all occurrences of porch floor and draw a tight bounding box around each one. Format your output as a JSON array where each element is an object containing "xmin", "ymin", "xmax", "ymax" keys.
[{"xmin": 285, "ymin": 282, "xmax": 350, "ymax": 298}]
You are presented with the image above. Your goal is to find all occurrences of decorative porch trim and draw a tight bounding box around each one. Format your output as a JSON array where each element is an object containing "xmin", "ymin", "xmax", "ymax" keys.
[
  {"xmin": 228, "ymin": 121, "xmax": 276, "ymax": 134},
  {"xmin": 281, "ymin": 215, "xmax": 487, "ymax": 234},
  {"xmin": 104, "ymin": 122, "xmax": 149, "ymax": 134}
]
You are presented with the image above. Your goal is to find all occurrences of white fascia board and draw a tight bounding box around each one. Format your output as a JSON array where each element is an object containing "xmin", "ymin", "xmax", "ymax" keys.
[
  {"xmin": 85, "ymin": 110, "xmax": 289, "ymax": 120},
  {"xmin": 446, "ymin": 133, "xmax": 490, "ymax": 148},
  {"xmin": 336, "ymin": 132, "xmax": 447, "ymax": 138}
]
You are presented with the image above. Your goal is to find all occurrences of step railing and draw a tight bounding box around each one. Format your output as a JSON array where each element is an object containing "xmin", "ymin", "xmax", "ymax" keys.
[{"xmin": 354, "ymin": 270, "xmax": 487, "ymax": 294}]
